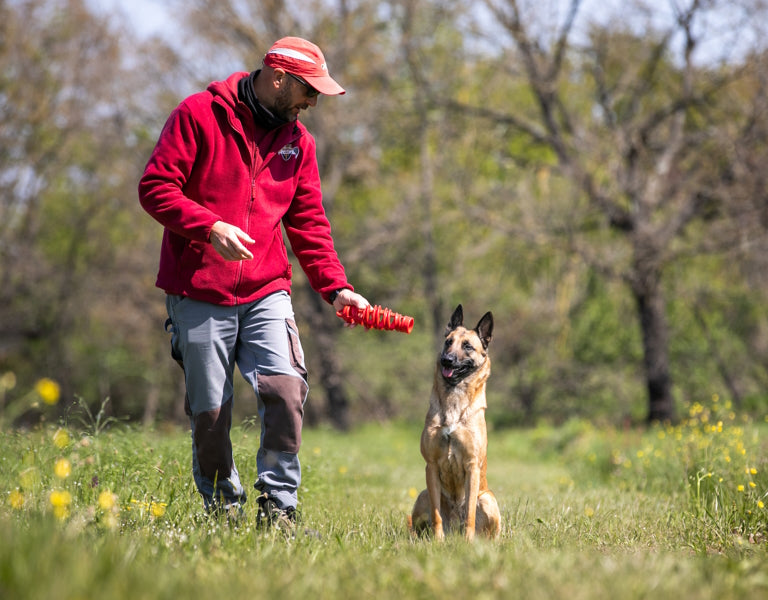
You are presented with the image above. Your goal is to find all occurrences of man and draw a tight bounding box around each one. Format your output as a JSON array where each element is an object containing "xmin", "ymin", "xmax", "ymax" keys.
[{"xmin": 138, "ymin": 37, "xmax": 369, "ymax": 527}]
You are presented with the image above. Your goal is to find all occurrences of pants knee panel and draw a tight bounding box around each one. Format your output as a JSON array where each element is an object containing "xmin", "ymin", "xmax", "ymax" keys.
[
  {"xmin": 258, "ymin": 374, "xmax": 307, "ymax": 454},
  {"xmin": 193, "ymin": 401, "xmax": 234, "ymax": 480}
]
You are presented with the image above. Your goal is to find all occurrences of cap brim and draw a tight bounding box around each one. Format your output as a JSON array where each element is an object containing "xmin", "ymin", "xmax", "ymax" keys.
[{"xmin": 304, "ymin": 74, "xmax": 345, "ymax": 96}]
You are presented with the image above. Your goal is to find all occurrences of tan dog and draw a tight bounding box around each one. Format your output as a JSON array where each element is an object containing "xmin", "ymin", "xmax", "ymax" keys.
[{"xmin": 409, "ymin": 304, "xmax": 501, "ymax": 541}]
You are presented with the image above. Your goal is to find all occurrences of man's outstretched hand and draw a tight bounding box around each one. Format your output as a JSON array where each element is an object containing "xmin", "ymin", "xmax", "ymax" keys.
[{"xmin": 333, "ymin": 289, "xmax": 370, "ymax": 327}]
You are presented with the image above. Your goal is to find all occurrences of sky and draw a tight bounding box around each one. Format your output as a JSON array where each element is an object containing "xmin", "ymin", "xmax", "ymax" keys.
[
  {"xmin": 89, "ymin": 0, "xmax": 170, "ymax": 38},
  {"xmin": 92, "ymin": 0, "xmax": 670, "ymax": 41},
  {"xmin": 90, "ymin": 0, "xmax": 763, "ymax": 68}
]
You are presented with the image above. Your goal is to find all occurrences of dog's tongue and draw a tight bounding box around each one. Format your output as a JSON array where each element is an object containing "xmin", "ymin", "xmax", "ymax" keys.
[{"xmin": 441, "ymin": 366, "xmax": 454, "ymax": 379}]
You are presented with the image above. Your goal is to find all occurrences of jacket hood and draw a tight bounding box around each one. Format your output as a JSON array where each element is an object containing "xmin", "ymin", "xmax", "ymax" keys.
[{"xmin": 207, "ymin": 72, "xmax": 249, "ymax": 108}]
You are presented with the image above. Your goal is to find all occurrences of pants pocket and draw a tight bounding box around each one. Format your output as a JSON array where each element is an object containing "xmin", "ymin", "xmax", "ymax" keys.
[{"xmin": 285, "ymin": 319, "xmax": 307, "ymax": 380}]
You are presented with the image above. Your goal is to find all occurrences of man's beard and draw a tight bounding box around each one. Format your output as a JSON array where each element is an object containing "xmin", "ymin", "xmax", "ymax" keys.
[{"xmin": 269, "ymin": 84, "xmax": 298, "ymax": 122}]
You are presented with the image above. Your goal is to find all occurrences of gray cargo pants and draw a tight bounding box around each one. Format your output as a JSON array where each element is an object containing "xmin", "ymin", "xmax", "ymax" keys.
[{"xmin": 165, "ymin": 291, "xmax": 308, "ymax": 511}]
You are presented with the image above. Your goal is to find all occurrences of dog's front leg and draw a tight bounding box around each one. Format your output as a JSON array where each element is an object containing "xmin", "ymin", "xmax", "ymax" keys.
[
  {"xmin": 425, "ymin": 462, "xmax": 445, "ymax": 541},
  {"xmin": 464, "ymin": 463, "xmax": 481, "ymax": 541}
]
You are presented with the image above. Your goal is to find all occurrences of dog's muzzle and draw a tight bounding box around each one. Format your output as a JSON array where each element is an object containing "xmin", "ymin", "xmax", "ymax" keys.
[{"xmin": 440, "ymin": 353, "xmax": 475, "ymax": 384}]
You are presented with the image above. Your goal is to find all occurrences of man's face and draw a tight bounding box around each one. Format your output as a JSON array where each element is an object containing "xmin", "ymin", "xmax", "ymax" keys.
[{"xmin": 268, "ymin": 74, "xmax": 319, "ymax": 122}]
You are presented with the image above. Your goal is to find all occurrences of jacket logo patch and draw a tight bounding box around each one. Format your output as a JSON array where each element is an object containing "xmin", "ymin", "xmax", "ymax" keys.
[{"xmin": 279, "ymin": 145, "xmax": 300, "ymax": 161}]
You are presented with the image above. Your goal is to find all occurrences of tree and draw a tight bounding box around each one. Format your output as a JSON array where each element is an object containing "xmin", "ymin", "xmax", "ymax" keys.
[
  {"xmin": 0, "ymin": 0, "xmax": 183, "ymax": 421},
  {"xmin": 464, "ymin": 0, "xmax": 768, "ymax": 422}
]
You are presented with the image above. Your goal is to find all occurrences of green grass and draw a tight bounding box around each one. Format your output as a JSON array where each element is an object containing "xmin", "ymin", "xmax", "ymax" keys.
[{"xmin": 2, "ymin": 398, "xmax": 768, "ymax": 599}]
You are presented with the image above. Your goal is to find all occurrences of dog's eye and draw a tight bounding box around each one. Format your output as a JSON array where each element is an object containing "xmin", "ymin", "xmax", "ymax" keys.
[{"xmin": 462, "ymin": 341, "xmax": 474, "ymax": 352}]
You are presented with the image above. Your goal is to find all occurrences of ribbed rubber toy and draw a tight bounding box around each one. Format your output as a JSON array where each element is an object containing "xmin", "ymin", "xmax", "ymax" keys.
[{"xmin": 336, "ymin": 305, "xmax": 414, "ymax": 334}]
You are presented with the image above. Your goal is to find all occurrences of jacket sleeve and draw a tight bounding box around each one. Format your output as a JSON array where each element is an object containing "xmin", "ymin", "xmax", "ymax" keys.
[
  {"xmin": 283, "ymin": 135, "xmax": 352, "ymax": 302},
  {"xmin": 138, "ymin": 101, "xmax": 221, "ymax": 242}
]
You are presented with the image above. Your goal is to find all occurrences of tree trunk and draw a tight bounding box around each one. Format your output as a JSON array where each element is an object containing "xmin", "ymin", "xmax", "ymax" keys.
[{"xmin": 632, "ymin": 278, "xmax": 675, "ymax": 423}]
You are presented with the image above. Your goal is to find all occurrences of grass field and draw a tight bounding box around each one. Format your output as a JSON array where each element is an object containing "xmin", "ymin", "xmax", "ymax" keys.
[{"xmin": 2, "ymin": 395, "xmax": 768, "ymax": 599}]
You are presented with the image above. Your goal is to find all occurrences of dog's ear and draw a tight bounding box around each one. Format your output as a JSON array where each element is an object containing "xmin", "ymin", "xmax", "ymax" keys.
[
  {"xmin": 446, "ymin": 304, "xmax": 464, "ymax": 335},
  {"xmin": 475, "ymin": 311, "xmax": 493, "ymax": 349}
]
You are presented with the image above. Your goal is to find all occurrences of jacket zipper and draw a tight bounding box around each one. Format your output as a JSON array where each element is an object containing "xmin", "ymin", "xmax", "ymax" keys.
[
  {"xmin": 229, "ymin": 104, "xmax": 259, "ymax": 304},
  {"xmin": 224, "ymin": 97, "xmax": 302, "ymax": 303},
  {"xmin": 234, "ymin": 150, "xmax": 258, "ymax": 304}
]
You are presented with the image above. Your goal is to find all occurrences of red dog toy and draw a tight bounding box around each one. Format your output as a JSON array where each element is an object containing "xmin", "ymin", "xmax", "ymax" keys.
[{"xmin": 336, "ymin": 305, "xmax": 414, "ymax": 334}]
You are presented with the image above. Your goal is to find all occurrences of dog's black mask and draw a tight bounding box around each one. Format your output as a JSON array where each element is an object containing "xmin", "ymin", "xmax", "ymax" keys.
[{"xmin": 439, "ymin": 352, "xmax": 478, "ymax": 386}]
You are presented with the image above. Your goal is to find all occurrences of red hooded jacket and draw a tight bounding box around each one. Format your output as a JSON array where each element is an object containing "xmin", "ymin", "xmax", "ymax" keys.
[{"xmin": 138, "ymin": 72, "xmax": 351, "ymax": 306}]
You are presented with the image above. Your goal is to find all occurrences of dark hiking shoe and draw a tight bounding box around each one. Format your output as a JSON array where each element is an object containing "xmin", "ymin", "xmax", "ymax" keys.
[
  {"xmin": 256, "ymin": 493, "xmax": 320, "ymax": 539},
  {"xmin": 256, "ymin": 494, "xmax": 297, "ymax": 530}
]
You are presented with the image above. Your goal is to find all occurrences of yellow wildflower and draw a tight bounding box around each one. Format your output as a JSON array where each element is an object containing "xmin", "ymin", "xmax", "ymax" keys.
[
  {"xmin": 750, "ymin": 468, "xmax": 757, "ymax": 475},
  {"xmin": 408, "ymin": 487, "xmax": 418, "ymax": 499},
  {"xmin": 54, "ymin": 458, "xmax": 71, "ymax": 479},
  {"xmin": 53, "ymin": 428, "xmax": 70, "ymax": 449},
  {"xmin": 9, "ymin": 489, "xmax": 24, "ymax": 509},
  {"xmin": 738, "ymin": 484, "xmax": 745, "ymax": 492},
  {"xmin": 98, "ymin": 490, "xmax": 118, "ymax": 512},
  {"xmin": 584, "ymin": 506, "xmax": 595, "ymax": 518},
  {"xmin": 35, "ymin": 378, "xmax": 60, "ymax": 405},
  {"xmin": 50, "ymin": 489, "xmax": 71, "ymax": 506},
  {"xmin": 49, "ymin": 489, "xmax": 72, "ymax": 520},
  {"xmin": 750, "ymin": 482, "xmax": 756, "ymax": 488},
  {"xmin": 150, "ymin": 502, "xmax": 167, "ymax": 518},
  {"xmin": 759, "ymin": 501, "xmax": 765, "ymax": 509}
]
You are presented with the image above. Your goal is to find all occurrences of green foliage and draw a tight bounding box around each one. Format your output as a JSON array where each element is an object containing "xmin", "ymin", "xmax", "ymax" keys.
[
  {"xmin": 2, "ymin": 413, "xmax": 768, "ymax": 599},
  {"xmin": 537, "ymin": 397, "xmax": 768, "ymax": 546},
  {"xmin": 570, "ymin": 272, "xmax": 642, "ymax": 365},
  {"xmin": 3, "ymin": 0, "xmax": 768, "ymax": 430},
  {"xmin": 66, "ymin": 396, "xmax": 125, "ymax": 437}
]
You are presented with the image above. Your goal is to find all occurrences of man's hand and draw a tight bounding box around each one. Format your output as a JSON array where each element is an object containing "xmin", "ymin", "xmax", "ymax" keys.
[
  {"xmin": 333, "ymin": 289, "xmax": 370, "ymax": 327},
  {"xmin": 209, "ymin": 221, "xmax": 255, "ymax": 261}
]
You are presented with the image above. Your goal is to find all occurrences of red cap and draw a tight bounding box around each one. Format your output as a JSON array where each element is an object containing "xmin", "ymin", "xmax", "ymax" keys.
[{"xmin": 264, "ymin": 37, "xmax": 345, "ymax": 96}]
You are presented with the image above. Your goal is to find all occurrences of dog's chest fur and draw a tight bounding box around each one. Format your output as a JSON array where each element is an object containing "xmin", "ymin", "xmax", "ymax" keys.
[{"xmin": 422, "ymin": 386, "xmax": 488, "ymax": 501}]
